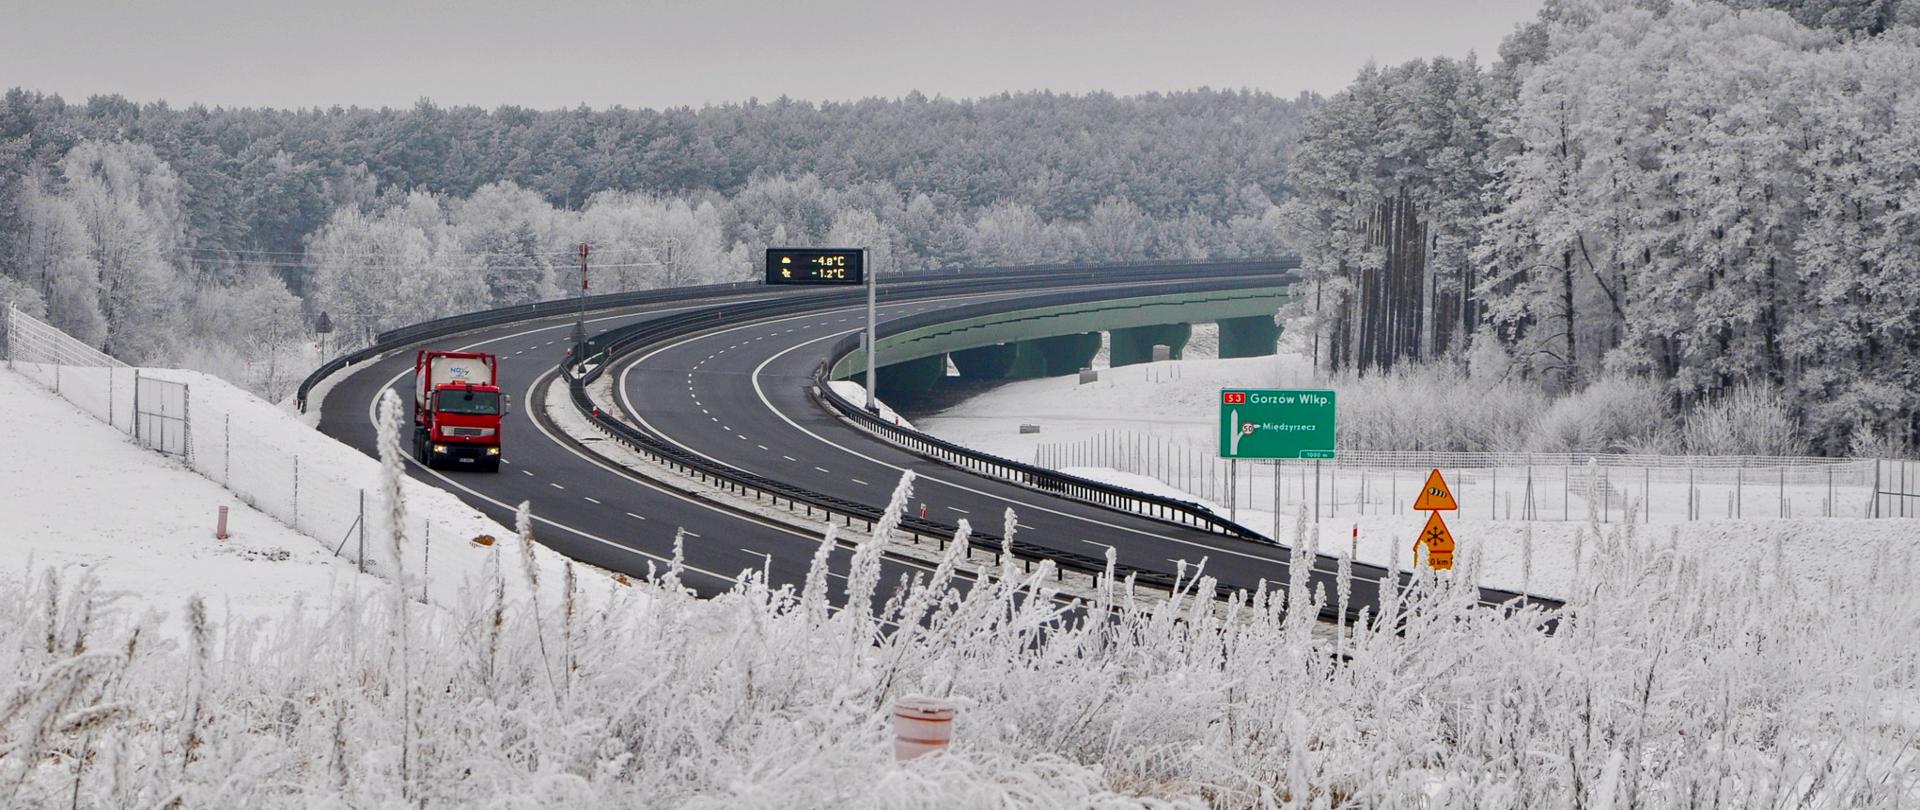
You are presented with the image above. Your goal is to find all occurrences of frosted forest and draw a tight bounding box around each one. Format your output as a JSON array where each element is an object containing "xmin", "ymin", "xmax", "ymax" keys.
[
  {"xmin": 5, "ymin": 1, "xmax": 1920, "ymax": 806},
  {"xmin": 0, "ymin": 1, "xmax": 1914, "ymax": 451}
]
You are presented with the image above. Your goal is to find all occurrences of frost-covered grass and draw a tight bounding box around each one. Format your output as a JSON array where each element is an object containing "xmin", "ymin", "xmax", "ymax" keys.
[{"xmin": 3, "ymin": 459, "xmax": 1915, "ymax": 806}]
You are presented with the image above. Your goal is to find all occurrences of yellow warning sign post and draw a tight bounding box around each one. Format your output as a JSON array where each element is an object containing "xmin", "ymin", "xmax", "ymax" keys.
[{"xmin": 1412, "ymin": 468, "xmax": 1457, "ymax": 570}]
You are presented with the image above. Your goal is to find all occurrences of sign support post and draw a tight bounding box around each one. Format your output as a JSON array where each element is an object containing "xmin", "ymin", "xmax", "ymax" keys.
[
  {"xmin": 1228, "ymin": 458, "xmax": 1238, "ymax": 522},
  {"xmin": 864, "ymin": 247, "xmax": 878, "ymax": 413}
]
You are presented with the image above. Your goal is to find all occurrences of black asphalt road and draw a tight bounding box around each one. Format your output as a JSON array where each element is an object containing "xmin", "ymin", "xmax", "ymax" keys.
[
  {"xmin": 315, "ymin": 292, "xmax": 953, "ymax": 604},
  {"xmin": 320, "ymin": 276, "xmax": 1552, "ymax": 621},
  {"xmin": 615, "ymin": 291, "xmax": 1412, "ymax": 618}
]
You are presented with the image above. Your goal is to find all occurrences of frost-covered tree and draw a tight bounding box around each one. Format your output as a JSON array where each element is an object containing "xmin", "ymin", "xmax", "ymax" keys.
[
  {"xmin": 58, "ymin": 140, "xmax": 187, "ymax": 362},
  {"xmin": 1083, "ymin": 197, "xmax": 1151, "ymax": 261},
  {"xmin": 308, "ymin": 193, "xmax": 480, "ymax": 347},
  {"xmin": 449, "ymin": 181, "xmax": 558, "ymax": 306},
  {"xmin": 16, "ymin": 174, "xmax": 105, "ymax": 346}
]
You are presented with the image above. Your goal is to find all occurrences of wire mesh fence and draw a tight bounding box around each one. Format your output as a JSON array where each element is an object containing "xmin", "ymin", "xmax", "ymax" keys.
[
  {"xmin": 4, "ymin": 304, "xmax": 456, "ymax": 586},
  {"xmin": 1036, "ymin": 429, "xmax": 1890, "ymax": 523}
]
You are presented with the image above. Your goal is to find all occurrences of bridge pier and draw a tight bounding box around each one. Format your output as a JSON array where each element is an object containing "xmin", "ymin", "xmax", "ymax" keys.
[
  {"xmin": 1216, "ymin": 315, "xmax": 1281, "ymax": 358},
  {"xmin": 950, "ymin": 343, "xmax": 1020, "ymax": 380},
  {"xmin": 1009, "ymin": 332, "xmax": 1102, "ymax": 377},
  {"xmin": 1108, "ymin": 323, "xmax": 1190, "ymax": 367},
  {"xmin": 851, "ymin": 353, "xmax": 950, "ymax": 405}
]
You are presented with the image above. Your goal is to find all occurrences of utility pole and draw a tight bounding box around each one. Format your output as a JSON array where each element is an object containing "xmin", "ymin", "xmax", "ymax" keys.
[
  {"xmin": 571, "ymin": 243, "xmax": 589, "ymax": 354},
  {"xmin": 863, "ymin": 247, "xmax": 879, "ymax": 413}
]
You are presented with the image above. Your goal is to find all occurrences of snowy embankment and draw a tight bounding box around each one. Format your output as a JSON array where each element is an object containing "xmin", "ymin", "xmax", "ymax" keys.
[
  {"xmin": 1, "ymin": 362, "xmax": 618, "ymax": 620},
  {"xmin": 3, "ymin": 365, "xmax": 1918, "ymax": 805},
  {"xmin": 829, "ymin": 379, "xmax": 914, "ymax": 429},
  {"xmin": 919, "ymin": 354, "xmax": 1920, "ymax": 598},
  {"xmin": 0, "ymin": 368, "xmax": 377, "ymax": 636}
]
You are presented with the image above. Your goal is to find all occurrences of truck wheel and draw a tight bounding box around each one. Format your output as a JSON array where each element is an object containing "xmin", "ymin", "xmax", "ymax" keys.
[{"xmin": 413, "ymin": 430, "xmax": 431, "ymax": 467}]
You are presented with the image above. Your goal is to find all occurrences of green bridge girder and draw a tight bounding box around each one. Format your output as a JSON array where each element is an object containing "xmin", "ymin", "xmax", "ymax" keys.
[{"xmin": 831, "ymin": 286, "xmax": 1291, "ymax": 380}]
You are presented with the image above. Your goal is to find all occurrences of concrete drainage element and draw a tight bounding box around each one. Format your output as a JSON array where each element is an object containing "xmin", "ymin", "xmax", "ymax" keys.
[
  {"xmin": 1078, "ymin": 368, "xmax": 1099, "ymax": 384},
  {"xmin": 1019, "ymin": 424, "xmax": 1040, "ymax": 434}
]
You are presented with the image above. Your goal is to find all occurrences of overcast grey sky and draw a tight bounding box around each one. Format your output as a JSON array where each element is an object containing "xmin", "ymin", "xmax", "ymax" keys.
[{"xmin": 1, "ymin": 0, "xmax": 1545, "ymax": 110}]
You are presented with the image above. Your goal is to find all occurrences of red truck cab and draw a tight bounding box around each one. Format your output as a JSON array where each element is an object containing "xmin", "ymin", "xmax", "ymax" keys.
[{"xmin": 413, "ymin": 350, "xmax": 505, "ymax": 471}]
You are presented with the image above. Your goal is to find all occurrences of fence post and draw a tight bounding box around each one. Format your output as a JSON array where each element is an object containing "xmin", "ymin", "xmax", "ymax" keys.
[
  {"xmin": 223, "ymin": 413, "xmax": 230, "ymax": 484},
  {"xmin": 182, "ymin": 384, "xmax": 192, "ymax": 462},
  {"xmin": 357, "ymin": 489, "xmax": 367, "ymax": 575},
  {"xmin": 423, "ymin": 522, "xmax": 431, "ymax": 602},
  {"xmin": 293, "ymin": 456, "xmax": 300, "ymax": 530},
  {"xmin": 133, "ymin": 370, "xmax": 141, "ymax": 445},
  {"xmin": 1871, "ymin": 460, "xmax": 1881, "ymax": 518}
]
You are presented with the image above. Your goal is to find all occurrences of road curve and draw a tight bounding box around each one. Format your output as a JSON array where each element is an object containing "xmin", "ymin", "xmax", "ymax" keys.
[{"xmin": 318, "ymin": 267, "xmax": 1557, "ymax": 620}]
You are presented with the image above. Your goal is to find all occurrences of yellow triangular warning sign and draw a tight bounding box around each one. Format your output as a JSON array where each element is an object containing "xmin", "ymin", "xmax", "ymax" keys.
[
  {"xmin": 1412, "ymin": 468, "xmax": 1458, "ymax": 511},
  {"xmin": 1416, "ymin": 512, "xmax": 1455, "ymax": 570},
  {"xmin": 1417, "ymin": 511, "xmax": 1455, "ymax": 553}
]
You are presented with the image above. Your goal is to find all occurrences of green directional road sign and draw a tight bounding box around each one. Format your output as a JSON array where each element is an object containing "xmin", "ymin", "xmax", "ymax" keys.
[{"xmin": 1219, "ymin": 388, "xmax": 1337, "ymax": 459}]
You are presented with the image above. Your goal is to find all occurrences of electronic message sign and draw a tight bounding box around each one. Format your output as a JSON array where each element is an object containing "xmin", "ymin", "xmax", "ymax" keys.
[{"xmin": 766, "ymin": 248, "xmax": 865, "ymax": 285}]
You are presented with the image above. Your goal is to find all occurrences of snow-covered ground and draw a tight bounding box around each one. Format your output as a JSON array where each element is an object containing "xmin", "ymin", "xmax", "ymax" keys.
[
  {"xmin": 2, "ymin": 359, "xmax": 623, "ymax": 618},
  {"xmin": 919, "ymin": 353, "xmax": 1916, "ymax": 598},
  {"xmin": 829, "ymin": 379, "xmax": 915, "ymax": 429},
  {"xmin": 0, "ymin": 367, "xmax": 383, "ymax": 637},
  {"xmin": 4, "ymin": 361, "xmax": 1917, "ymax": 805}
]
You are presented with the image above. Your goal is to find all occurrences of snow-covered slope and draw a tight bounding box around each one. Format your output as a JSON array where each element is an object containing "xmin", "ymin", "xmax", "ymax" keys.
[
  {"xmin": 920, "ymin": 355, "xmax": 1920, "ymax": 598},
  {"xmin": 0, "ymin": 363, "xmax": 626, "ymax": 629},
  {"xmin": 0, "ymin": 368, "xmax": 381, "ymax": 635}
]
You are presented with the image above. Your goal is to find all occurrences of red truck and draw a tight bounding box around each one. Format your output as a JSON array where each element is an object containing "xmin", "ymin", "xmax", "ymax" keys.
[{"xmin": 413, "ymin": 350, "xmax": 505, "ymax": 471}]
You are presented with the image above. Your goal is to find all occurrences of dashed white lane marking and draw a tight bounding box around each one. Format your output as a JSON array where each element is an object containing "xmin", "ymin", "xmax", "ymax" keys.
[
  {"xmin": 757, "ymin": 444, "xmax": 769, "ymax": 450},
  {"xmin": 851, "ymin": 478, "xmax": 869, "ymax": 486},
  {"xmin": 684, "ymin": 531, "xmax": 702, "ymax": 538},
  {"xmin": 584, "ymin": 496, "xmax": 601, "ymax": 504},
  {"xmin": 500, "ymin": 459, "xmax": 510, "ymax": 465},
  {"xmin": 722, "ymin": 425, "xmax": 731, "ymax": 431},
  {"xmin": 701, "ymin": 408, "xmax": 709, "ymax": 414},
  {"xmin": 710, "ymin": 416, "xmax": 719, "ymax": 422},
  {"xmin": 814, "ymin": 466, "xmax": 830, "ymax": 473},
  {"xmin": 736, "ymin": 434, "xmax": 748, "ymax": 441},
  {"xmin": 947, "ymin": 506, "xmax": 970, "ymax": 514},
  {"xmin": 521, "ymin": 469, "xmax": 534, "ymax": 476},
  {"xmin": 550, "ymin": 482, "xmax": 566, "ymax": 490},
  {"xmin": 783, "ymin": 455, "xmax": 797, "ymax": 461},
  {"xmin": 626, "ymin": 512, "xmax": 647, "ymax": 521}
]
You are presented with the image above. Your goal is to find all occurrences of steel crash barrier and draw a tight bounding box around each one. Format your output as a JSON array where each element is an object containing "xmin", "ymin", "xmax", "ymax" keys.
[
  {"xmin": 809, "ymin": 289, "xmax": 1295, "ymax": 543},
  {"xmin": 561, "ymin": 295, "xmax": 1250, "ymax": 608}
]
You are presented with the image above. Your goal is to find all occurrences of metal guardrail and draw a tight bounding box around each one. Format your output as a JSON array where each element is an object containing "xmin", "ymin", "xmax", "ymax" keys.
[
  {"xmin": 561, "ymin": 292, "xmax": 1226, "ymax": 601},
  {"xmin": 295, "ymin": 257, "xmax": 1296, "ymax": 412},
  {"xmin": 807, "ymin": 277, "xmax": 1301, "ymax": 543}
]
